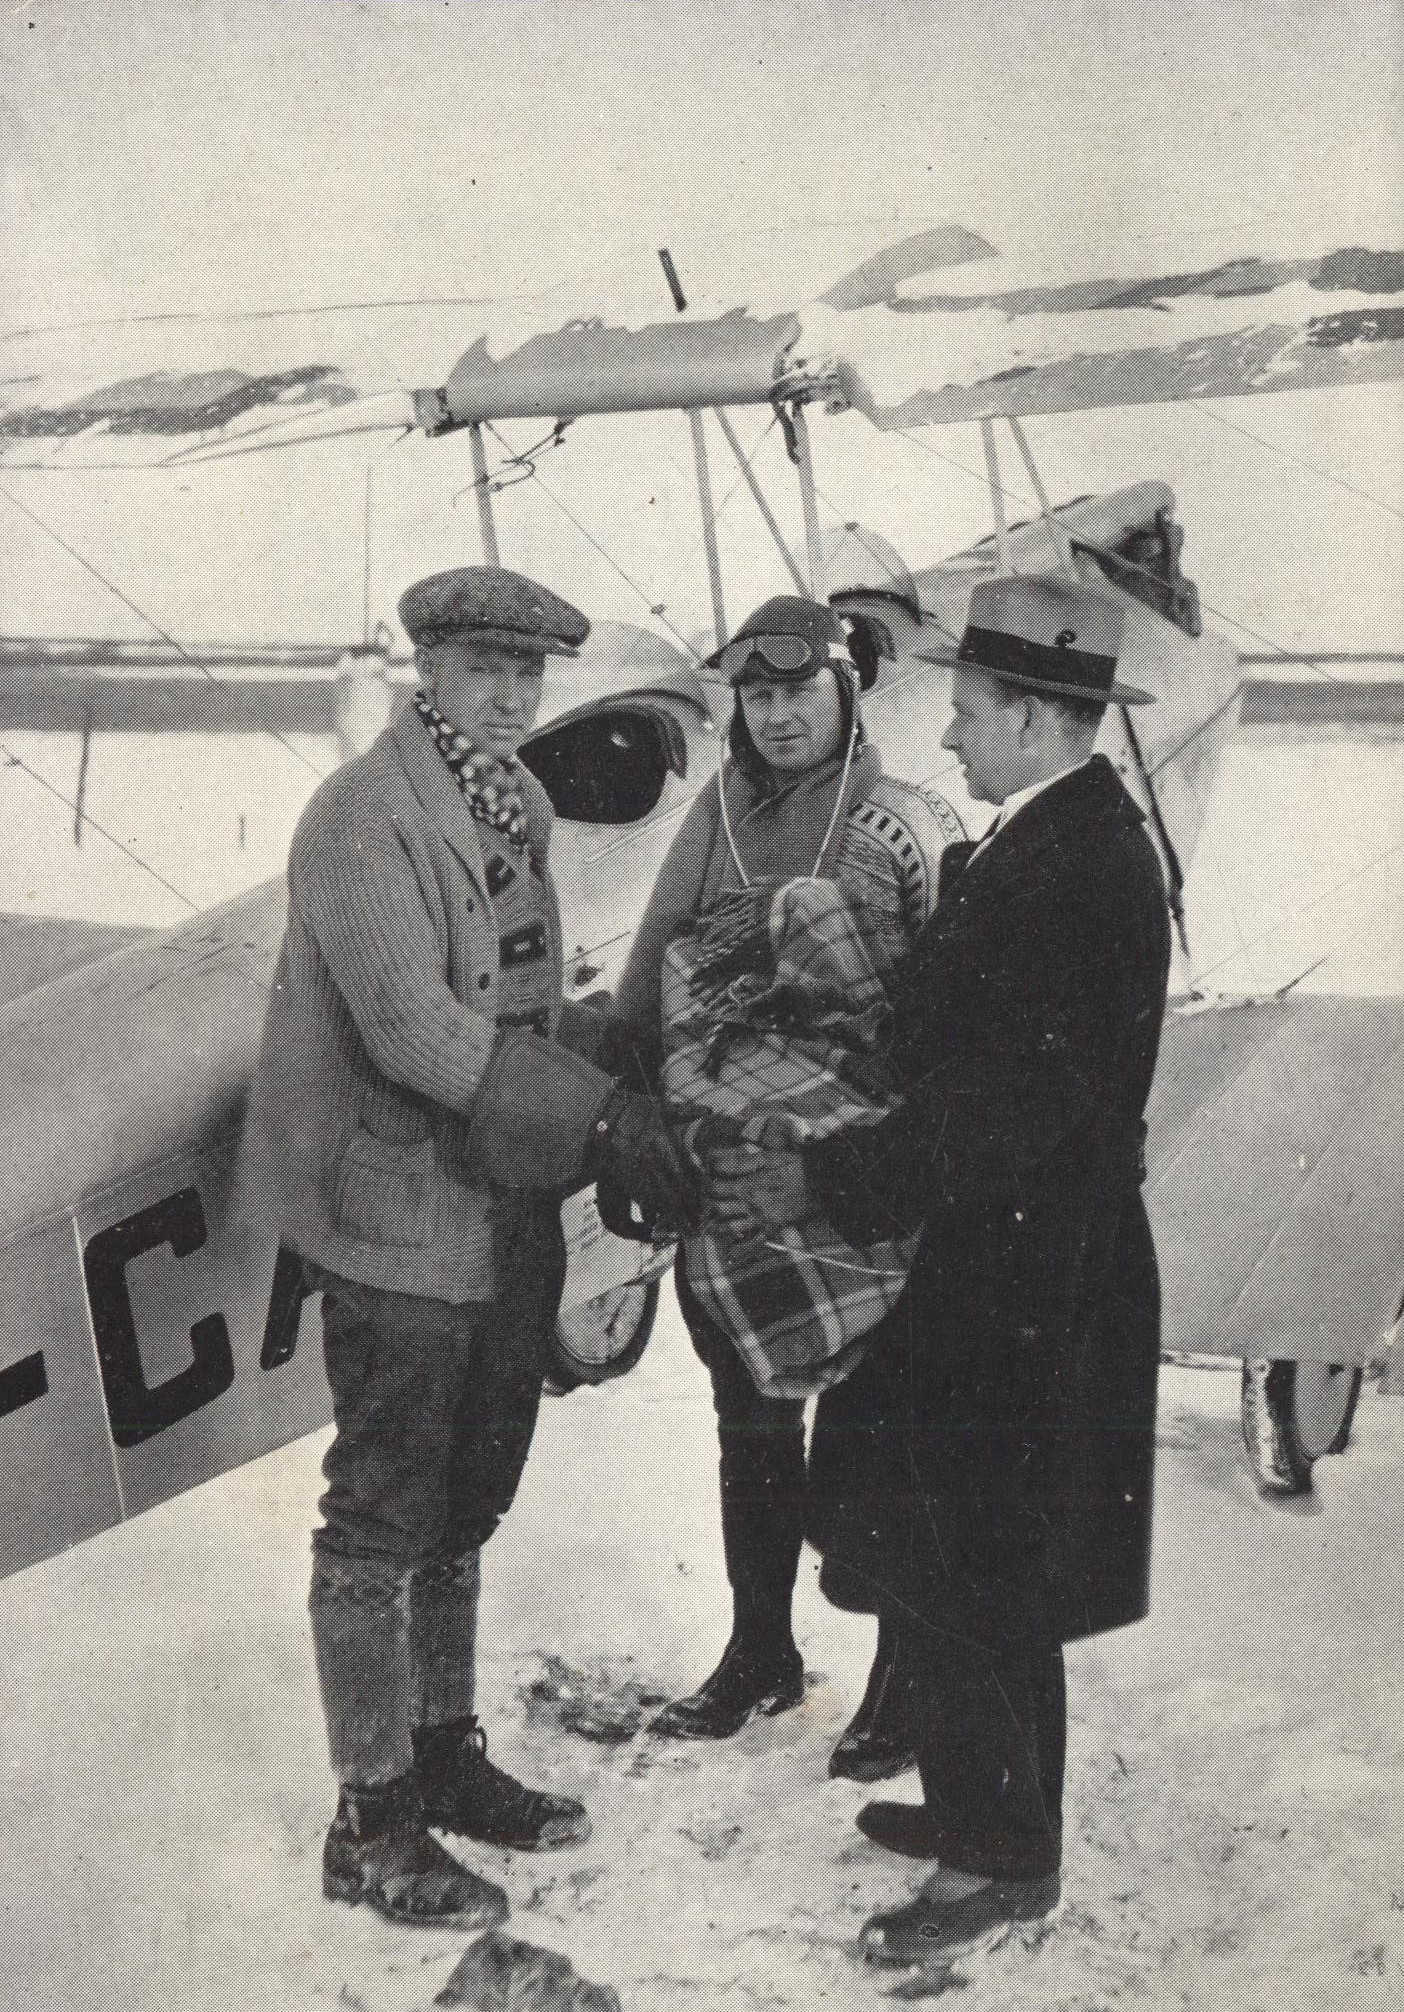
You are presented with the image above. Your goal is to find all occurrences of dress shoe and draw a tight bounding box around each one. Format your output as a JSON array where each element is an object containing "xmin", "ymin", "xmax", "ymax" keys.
[
  {"xmin": 650, "ymin": 1637, "xmax": 804, "ymax": 1740},
  {"xmin": 413, "ymin": 1716, "xmax": 590, "ymax": 1851},
  {"xmin": 859, "ymin": 1867, "xmax": 1061, "ymax": 1965},
  {"xmin": 856, "ymin": 1798, "xmax": 955, "ymax": 1859}
]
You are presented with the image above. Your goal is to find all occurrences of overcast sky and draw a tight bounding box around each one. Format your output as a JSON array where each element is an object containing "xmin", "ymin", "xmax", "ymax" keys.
[{"xmin": 3, "ymin": 0, "xmax": 1402, "ymax": 649}]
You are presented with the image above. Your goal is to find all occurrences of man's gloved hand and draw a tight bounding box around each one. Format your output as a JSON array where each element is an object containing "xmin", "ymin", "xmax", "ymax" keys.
[
  {"xmin": 593, "ymin": 1091, "xmax": 703, "ymax": 1242},
  {"xmin": 591, "ymin": 1018, "xmax": 662, "ymax": 1096}
]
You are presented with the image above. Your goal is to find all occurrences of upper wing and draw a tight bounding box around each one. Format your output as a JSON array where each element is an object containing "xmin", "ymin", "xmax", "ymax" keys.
[
  {"xmin": 0, "ymin": 229, "xmax": 984, "ymax": 466},
  {"xmin": 8, "ymin": 229, "xmax": 1401, "ymax": 467},
  {"xmin": 824, "ymin": 242, "xmax": 1404, "ymax": 427},
  {"xmin": 1147, "ymin": 993, "xmax": 1404, "ymax": 1372},
  {"xmin": 0, "ymin": 300, "xmax": 452, "ymax": 469}
]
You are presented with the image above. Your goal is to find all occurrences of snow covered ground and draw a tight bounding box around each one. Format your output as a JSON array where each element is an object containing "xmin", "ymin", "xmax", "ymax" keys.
[{"xmin": 2, "ymin": 1291, "xmax": 1402, "ymax": 2012}]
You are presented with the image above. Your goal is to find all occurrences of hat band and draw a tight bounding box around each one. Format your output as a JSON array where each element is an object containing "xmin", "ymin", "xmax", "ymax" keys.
[{"xmin": 959, "ymin": 624, "xmax": 1115, "ymax": 695}]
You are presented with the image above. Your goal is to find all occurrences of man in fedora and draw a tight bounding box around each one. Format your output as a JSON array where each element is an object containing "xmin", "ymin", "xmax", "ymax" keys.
[
  {"xmin": 253, "ymin": 565, "xmax": 697, "ymax": 1931},
  {"xmin": 712, "ymin": 572, "xmax": 1172, "ymax": 1962}
]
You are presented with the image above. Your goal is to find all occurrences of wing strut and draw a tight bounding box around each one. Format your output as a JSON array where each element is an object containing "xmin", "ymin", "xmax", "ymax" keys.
[
  {"xmin": 789, "ymin": 404, "xmax": 828, "ymax": 599},
  {"xmin": 1007, "ymin": 417, "xmax": 1078, "ymax": 577},
  {"xmin": 657, "ymin": 250, "xmax": 728, "ymax": 645},
  {"xmin": 713, "ymin": 408, "xmax": 808, "ymax": 596},
  {"xmin": 979, "ymin": 420, "xmax": 1014, "ymax": 575},
  {"xmin": 467, "ymin": 421, "xmax": 502, "ymax": 566},
  {"xmin": 688, "ymin": 409, "xmax": 728, "ymax": 647},
  {"xmin": 1119, "ymin": 703, "xmax": 1191, "ymax": 959}
]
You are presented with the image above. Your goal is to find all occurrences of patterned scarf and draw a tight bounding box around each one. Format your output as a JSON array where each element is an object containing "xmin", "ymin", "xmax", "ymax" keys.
[{"xmin": 414, "ymin": 689, "xmax": 528, "ymax": 853}]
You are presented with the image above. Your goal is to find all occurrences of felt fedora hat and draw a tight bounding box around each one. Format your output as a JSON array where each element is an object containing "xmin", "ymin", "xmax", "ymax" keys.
[{"xmin": 917, "ymin": 573, "xmax": 1154, "ymax": 706}]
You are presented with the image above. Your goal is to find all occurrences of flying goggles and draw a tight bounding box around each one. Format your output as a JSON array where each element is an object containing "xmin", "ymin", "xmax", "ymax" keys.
[{"xmin": 718, "ymin": 632, "xmax": 855, "ymax": 686}]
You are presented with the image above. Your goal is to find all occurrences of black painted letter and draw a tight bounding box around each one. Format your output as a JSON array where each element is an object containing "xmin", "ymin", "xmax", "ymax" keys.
[
  {"xmin": 84, "ymin": 1189, "xmax": 235, "ymax": 1447},
  {"xmin": 0, "ymin": 1350, "xmax": 47, "ymax": 1419}
]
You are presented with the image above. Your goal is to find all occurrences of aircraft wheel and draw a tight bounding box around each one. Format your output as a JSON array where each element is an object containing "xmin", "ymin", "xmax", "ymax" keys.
[
  {"xmin": 545, "ymin": 1278, "xmax": 660, "ymax": 1395},
  {"xmin": 1239, "ymin": 1357, "xmax": 1363, "ymax": 1495}
]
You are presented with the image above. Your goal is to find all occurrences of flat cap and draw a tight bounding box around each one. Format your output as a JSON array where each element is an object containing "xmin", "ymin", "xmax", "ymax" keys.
[{"xmin": 398, "ymin": 566, "xmax": 589, "ymax": 657}]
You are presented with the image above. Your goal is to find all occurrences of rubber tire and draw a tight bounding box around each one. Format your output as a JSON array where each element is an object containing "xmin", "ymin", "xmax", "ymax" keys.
[
  {"xmin": 1240, "ymin": 1357, "xmax": 1363, "ymax": 1495},
  {"xmin": 1290, "ymin": 1359, "xmax": 1363, "ymax": 1459},
  {"xmin": 545, "ymin": 1278, "xmax": 660, "ymax": 1395}
]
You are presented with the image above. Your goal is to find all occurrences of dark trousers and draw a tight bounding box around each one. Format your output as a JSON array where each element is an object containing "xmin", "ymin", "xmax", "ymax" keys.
[
  {"xmin": 305, "ymin": 1209, "xmax": 566, "ymax": 1786},
  {"xmin": 678, "ymin": 1261, "xmax": 806, "ymax": 1651},
  {"xmin": 902, "ymin": 1627, "xmax": 1066, "ymax": 1881}
]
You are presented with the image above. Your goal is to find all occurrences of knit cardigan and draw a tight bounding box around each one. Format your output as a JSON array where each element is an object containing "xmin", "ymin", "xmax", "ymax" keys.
[{"xmin": 249, "ymin": 704, "xmax": 612, "ymax": 1302}]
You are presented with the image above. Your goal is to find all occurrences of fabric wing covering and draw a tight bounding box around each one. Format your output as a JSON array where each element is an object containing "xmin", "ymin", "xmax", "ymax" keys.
[
  {"xmin": 1147, "ymin": 994, "xmax": 1404, "ymax": 1377},
  {"xmin": 6, "ymin": 234, "xmax": 1403, "ymax": 466}
]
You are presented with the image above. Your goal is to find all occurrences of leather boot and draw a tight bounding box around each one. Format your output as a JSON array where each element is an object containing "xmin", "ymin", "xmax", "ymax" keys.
[
  {"xmin": 829, "ymin": 1626, "xmax": 917, "ymax": 1782},
  {"xmin": 650, "ymin": 1634, "xmax": 805, "ymax": 1740},
  {"xmin": 413, "ymin": 1716, "xmax": 590, "ymax": 1851},
  {"xmin": 322, "ymin": 1770, "xmax": 508, "ymax": 1929}
]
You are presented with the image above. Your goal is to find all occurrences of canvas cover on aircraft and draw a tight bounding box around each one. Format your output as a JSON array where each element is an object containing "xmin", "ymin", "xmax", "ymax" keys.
[
  {"xmin": 5, "ymin": 229, "xmax": 1403, "ymax": 466},
  {"xmin": 1148, "ymin": 995, "xmax": 1404, "ymax": 1373}
]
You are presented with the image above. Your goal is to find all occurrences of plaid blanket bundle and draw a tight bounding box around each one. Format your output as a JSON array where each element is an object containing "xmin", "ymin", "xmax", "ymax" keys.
[{"xmin": 662, "ymin": 876, "xmax": 918, "ymax": 1398}]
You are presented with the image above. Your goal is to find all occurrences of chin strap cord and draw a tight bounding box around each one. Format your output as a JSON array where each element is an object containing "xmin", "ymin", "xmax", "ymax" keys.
[{"xmin": 717, "ymin": 702, "xmax": 860, "ymax": 893}]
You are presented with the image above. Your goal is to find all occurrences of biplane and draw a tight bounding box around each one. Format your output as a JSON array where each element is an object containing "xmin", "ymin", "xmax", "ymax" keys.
[{"xmin": 3, "ymin": 225, "xmax": 1403, "ymax": 1579}]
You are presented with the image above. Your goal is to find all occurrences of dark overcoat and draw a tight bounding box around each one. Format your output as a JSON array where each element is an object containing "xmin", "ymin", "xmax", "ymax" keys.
[{"xmin": 806, "ymin": 754, "xmax": 1172, "ymax": 1650}]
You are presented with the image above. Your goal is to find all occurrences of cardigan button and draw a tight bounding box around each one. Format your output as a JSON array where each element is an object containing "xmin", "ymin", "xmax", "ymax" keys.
[{"xmin": 477, "ymin": 972, "xmax": 491, "ymax": 990}]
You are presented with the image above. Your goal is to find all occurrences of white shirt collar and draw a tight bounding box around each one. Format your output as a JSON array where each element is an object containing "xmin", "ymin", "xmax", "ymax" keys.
[{"xmin": 974, "ymin": 758, "xmax": 1091, "ymax": 854}]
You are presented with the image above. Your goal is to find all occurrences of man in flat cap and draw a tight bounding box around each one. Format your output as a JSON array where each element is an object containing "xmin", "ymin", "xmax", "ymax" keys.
[
  {"xmin": 714, "ymin": 573, "xmax": 1172, "ymax": 1962},
  {"xmin": 253, "ymin": 565, "xmax": 697, "ymax": 1931}
]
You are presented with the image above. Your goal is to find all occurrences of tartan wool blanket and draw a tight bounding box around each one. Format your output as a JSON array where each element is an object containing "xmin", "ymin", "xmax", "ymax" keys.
[{"xmin": 661, "ymin": 876, "xmax": 918, "ymax": 1398}]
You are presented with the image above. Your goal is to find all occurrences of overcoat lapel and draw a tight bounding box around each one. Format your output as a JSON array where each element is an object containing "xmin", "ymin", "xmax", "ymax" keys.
[{"xmin": 933, "ymin": 758, "xmax": 1142, "ymax": 924}]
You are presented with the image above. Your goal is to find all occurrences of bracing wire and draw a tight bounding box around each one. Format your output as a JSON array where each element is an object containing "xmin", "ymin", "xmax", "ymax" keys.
[
  {"xmin": 3, "ymin": 292, "xmax": 509, "ymax": 345},
  {"xmin": 452, "ymin": 421, "xmax": 572, "ymax": 505},
  {"xmin": 1189, "ymin": 828, "xmax": 1404, "ymax": 990},
  {"xmin": 1186, "ymin": 399, "xmax": 1404, "ymax": 527},
  {"xmin": 894, "ymin": 426, "xmax": 1362, "ymax": 687},
  {"xmin": 0, "ymin": 474, "xmax": 374, "ymax": 926},
  {"xmin": 0, "ymin": 484, "xmax": 331, "ymax": 780},
  {"xmin": 0, "ymin": 743, "xmax": 203, "ymax": 914},
  {"xmin": 482, "ymin": 421, "xmax": 703, "ymax": 660},
  {"xmin": 481, "ymin": 412, "xmax": 785, "ymax": 667}
]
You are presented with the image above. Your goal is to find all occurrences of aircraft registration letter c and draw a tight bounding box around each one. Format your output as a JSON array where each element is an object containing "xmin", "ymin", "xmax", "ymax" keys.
[{"xmin": 83, "ymin": 1188, "xmax": 237, "ymax": 1448}]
